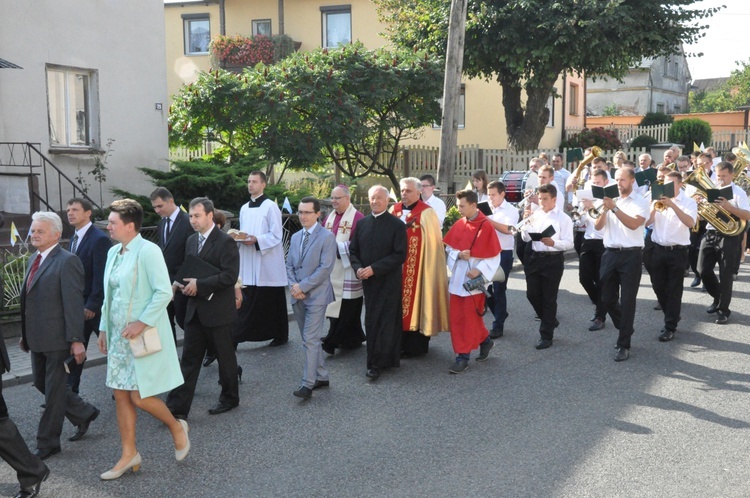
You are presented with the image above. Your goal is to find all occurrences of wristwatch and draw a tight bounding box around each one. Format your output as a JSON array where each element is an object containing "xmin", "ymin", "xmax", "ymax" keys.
[{"xmin": 611, "ymin": 207, "xmax": 620, "ymax": 214}]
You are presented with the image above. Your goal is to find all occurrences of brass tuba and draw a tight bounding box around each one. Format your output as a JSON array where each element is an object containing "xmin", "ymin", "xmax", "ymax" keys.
[
  {"xmin": 731, "ymin": 144, "xmax": 750, "ymax": 194},
  {"xmin": 573, "ymin": 146, "xmax": 603, "ymax": 189},
  {"xmin": 684, "ymin": 166, "xmax": 747, "ymax": 236}
]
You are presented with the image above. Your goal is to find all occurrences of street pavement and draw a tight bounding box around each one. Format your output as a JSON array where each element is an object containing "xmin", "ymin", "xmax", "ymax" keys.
[{"xmin": 1, "ymin": 256, "xmax": 750, "ymax": 497}]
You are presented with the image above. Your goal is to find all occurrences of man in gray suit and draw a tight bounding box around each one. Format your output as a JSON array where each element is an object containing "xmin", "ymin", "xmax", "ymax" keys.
[
  {"xmin": 286, "ymin": 197, "xmax": 337, "ymax": 400},
  {"xmin": 20, "ymin": 212, "xmax": 99, "ymax": 460}
]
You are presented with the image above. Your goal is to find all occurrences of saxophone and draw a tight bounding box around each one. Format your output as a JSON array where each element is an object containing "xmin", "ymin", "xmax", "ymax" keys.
[{"xmin": 684, "ymin": 166, "xmax": 747, "ymax": 236}]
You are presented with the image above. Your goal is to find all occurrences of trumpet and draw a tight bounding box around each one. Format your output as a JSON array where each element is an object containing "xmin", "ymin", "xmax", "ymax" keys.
[{"xmin": 507, "ymin": 212, "xmax": 539, "ymax": 236}]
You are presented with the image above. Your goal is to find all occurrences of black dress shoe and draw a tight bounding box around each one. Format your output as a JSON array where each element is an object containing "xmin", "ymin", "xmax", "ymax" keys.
[
  {"xmin": 658, "ymin": 328, "xmax": 675, "ymax": 342},
  {"xmin": 33, "ymin": 447, "xmax": 60, "ymax": 461},
  {"xmin": 706, "ymin": 301, "xmax": 719, "ymax": 314},
  {"xmin": 322, "ymin": 343, "xmax": 336, "ymax": 355},
  {"xmin": 202, "ymin": 354, "xmax": 216, "ymax": 367},
  {"xmin": 14, "ymin": 467, "xmax": 50, "ymax": 498},
  {"xmin": 588, "ymin": 318, "xmax": 605, "ymax": 331},
  {"xmin": 366, "ymin": 368, "xmax": 381, "ymax": 380},
  {"xmin": 69, "ymin": 408, "xmax": 99, "ymax": 442},
  {"xmin": 208, "ymin": 401, "xmax": 238, "ymax": 415},
  {"xmin": 293, "ymin": 386, "xmax": 312, "ymax": 399},
  {"xmin": 653, "ymin": 304, "xmax": 662, "ymax": 311},
  {"xmin": 690, "ymin": 276, "xmax": 701, "ymax": 288},
  {"xmin": 312, "ymin": 380, "xmax": 329, "ymax": 390},
  {"xmin": 535, "ymin": 339, "xmax": 552, "ymax": 350},
  {"xmin": 489, "ymin": 327, "xmax": 504, "ymax": 339},
  {"xmin": 715, "ymin": 311, "xmax": 729, "ymax": 324},
  {"xmin": 269, "ymin": 338, "xmax": 288, "ymax": 347},
  {"xmin": 614, "ymin": 346, "xmax": 630, "ymax": 362}
]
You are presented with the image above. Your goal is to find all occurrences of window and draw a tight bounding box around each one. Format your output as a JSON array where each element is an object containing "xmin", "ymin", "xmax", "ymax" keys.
[
  {"xmin": 252, "ymin": 19, "xmax": 272, "ymax": 36},
  {"xmin": 546, "ymin": 93, "xmax": 555, "ymax": 127},
  {"xmin": 183, "ymin": 15, "xmax": 210, "ymax": 55},
  {"xmin": 673, "ymin": 105, "xmax": 681, "ymax": 114},
  {"xmin": 321, "ymin": 6, "xmax": 351, "ymax": 48},
  {"xmin": 432, "ymin": 85, "xmax": 466, "ymax": 129},
  {"xmin": 46, "ymin": 65, "xmax": 99, "ymax": 148},
  {"xmin": 569, "ymin": 83, "xmax": 579, "ymax": 116},
  {"xmin": 656, "ymin": 103, "xmax": 665, "ymax": 113}
]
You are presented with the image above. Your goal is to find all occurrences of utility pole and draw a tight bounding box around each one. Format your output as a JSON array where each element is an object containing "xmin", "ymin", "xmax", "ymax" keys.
[{"xmin": 436, "ymin": 0, "xmax": 469, "ymax": 194}]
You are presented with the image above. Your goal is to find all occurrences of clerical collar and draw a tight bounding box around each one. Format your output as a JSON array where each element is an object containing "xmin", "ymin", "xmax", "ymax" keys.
[
  {"xmin": 372, "ymin": 210, "xmax": 387, "ymax": 218},
  {"xmin": 403, "ymin": 201, "xmax": 419, "ymax": 211},
  {"xmin": 248, "ymin": 194, "xmax": 267, "ymax": 208},
  {"xmin": 468, "ymin": 212, "xmax": 480, "ymax": 221}
]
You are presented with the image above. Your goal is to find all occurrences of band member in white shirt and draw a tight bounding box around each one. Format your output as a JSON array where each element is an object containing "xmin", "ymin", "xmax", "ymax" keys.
[
  {"xmin": 594, "ymin": 168, "xmax": 649, "ymax": 362},
  {"xmin": 520, "ymin": 184, "xmax": 573, "ymax": 350},
  {"xmin": 646, "ymin": 171, "xmax": 697, "ymax": 341},
  {"xmin": 578, "ymin": 169, "xmax": 608, "ymax": 332},
  {"xmin": 419, "ymin": 174, "xmax": 447, "ymax": 229},
  {"xmin": 697, "ymin": 161, "xmax": 750, "ymax": 324},
  {"xmin": 485, "ymin": 181, "xmax": 519, "ymax": 338}
]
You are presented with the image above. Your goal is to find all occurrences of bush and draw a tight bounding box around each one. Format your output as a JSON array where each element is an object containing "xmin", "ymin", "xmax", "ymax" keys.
[
  {"xmin": 630, "ymin": 134, "xmax": 658, "ymax": 149},
  {"xmin": 272, "ymin": 34, "xmax": 296, "ymax": 62},
  {"xmin": 443, "ymin": 206, "xmax": 461, "ymax": 235},
  {"xmin": 640, "ymin": 112, "xmax": 674, "ymax": 126},
  {"xmin": 210, "ymin": 35, "xmax": 274, "ymax": 67},
  {"xmin": 668, "ymin": 119, "xmax": 712, "ymax": 150},
  {"xmin": 560, "ymin": 127, "xmax": 622, "ymax": 150}
]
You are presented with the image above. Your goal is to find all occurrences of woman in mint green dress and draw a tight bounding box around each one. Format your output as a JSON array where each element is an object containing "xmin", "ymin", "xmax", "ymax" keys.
[{"xmin": 97, "ymin": 199, "xmax": 190, "ymax": 480}]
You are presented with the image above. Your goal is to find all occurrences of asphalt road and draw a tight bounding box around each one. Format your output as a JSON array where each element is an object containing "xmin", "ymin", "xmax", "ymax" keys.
[{"xmin": 1, "ymin": 257, "xmax": 749, "ymax": 497}]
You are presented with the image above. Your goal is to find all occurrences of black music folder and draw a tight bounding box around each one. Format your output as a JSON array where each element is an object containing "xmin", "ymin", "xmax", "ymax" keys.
[
  {"xmin": 635, "ymin": 168, "xmax": 657, "ymax": 187},
  {"xmin": 706, "ymin": 186, "xmax": 733, "ymax": 203},
  {"xmin": 174, "ymin": 254, "xmax": 221, "ymax": 283},
  {"xmin": 528, "ymin": 225, "xmax": 556, "ymax": 241},
  {"xmin": 477, "ymin": 201, "xmax": 493, "ymax": 216},
  {"xmin": 651, "ymin": 181, "xmax": 675, "ymax": 201},
  {"xmin": 591, "ymin": 184, "xmax": 619, "ymax": 199}
]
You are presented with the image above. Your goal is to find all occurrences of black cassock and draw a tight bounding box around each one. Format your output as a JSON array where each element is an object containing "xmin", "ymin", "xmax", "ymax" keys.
[{"xmin": 349, "ymin": 212, "xmax": 407, "ymax": 370}]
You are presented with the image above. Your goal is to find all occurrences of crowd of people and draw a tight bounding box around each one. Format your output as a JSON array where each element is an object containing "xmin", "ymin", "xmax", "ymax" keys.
[{"xmin": 0, "ymin": 146, "xmax": 748, "ymax": 495}]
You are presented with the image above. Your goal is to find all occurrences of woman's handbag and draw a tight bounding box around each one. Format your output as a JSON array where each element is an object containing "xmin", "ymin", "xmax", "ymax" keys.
[{"xmin": 126, "ymin": 253, "xmax": 163, "ymax": 358}]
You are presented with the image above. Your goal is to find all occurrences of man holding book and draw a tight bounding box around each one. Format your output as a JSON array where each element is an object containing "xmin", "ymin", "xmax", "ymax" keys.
[
  {"xmin": 697, "ymin": 161, "xmax": 750, "ymax": 324},
  {"xmin": 646, "ymin": 171, "xmax": 697, "ymax": 341},
  {"xmin": 520, "ymin": 184, "xmax": 573, "ymax": 350}
]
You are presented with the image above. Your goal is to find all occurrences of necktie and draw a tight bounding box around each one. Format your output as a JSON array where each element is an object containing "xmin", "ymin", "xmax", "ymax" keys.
[
  {"xmin": 26, "ymin": 254, "xmax": 42, "ymax": 290},
  {"xmin": 198, "ymin": 234, "xmax": 206, "ymax": 253},
  {"xmin": 70, "ymin": 233, "xmax": 79, "ymax": 254},
  {"xmin": 165, "ymin": 217, "xmax": 172, "ymax": 240},
  {"xmin": 300, "ymin": 230, "xmax": 310, "ymax": 257}
]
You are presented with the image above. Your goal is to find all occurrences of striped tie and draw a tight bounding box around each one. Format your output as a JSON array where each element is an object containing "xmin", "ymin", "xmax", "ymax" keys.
[{"xmin": 300, "ymin": 230, "xmax": 310, "ymax": 257}]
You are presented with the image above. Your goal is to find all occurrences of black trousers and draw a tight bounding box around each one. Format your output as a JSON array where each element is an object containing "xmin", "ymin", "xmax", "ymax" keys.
[
  {"xmin": 650, "ymin": 245, "xmax": 689, "ymax": 331},
  {"xmin": 0, "ymin": 387, "xmax": 48, "ymax": 488},
  {"xmin": 579, "ymin": 238, "xmax": 606, "ymax": 319},
  {"xmin": 600, "ymin": 248, "xmax": 642, "ymax": 350},
  {"xmin": 698, "ymin": 231, "xmax": 741, "ymax": 313},
  {"xmin": 689, "ymin": 221, "xmax": 706, "ymax": 277},
  {"xmin": 524, "ymin": 251, "xmax": 565, "ymax": 340},
  {"xmin": 323, "ymin": 296, "xmax": 365, "ymax": 350},
  {"xmin": 66, "ymin": 312, "xmax": 100, "ymax": 394},
  {"xmin": 642, "ymin": 228, "xmax": 655, "ymax": 276},
  {"xmin": 574, "ymin": 231, "xmax": 585, "ymax": 257},
  {"xmin": 167, "ymin": 313, "xmax": 239, "ymax": 418},
  {"xmin": 31, "ymin": 350, "xmax": 98, "ymax": 450}
]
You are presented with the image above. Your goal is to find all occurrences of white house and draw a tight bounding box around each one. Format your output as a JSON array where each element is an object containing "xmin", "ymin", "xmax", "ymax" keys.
[
  {"xmin": 0, "ymin": 0, "xmax": 170, "ymax": 216},
  {"xmin": 586, "ymin": 48, "xmax": 692, "ymax": 116}
]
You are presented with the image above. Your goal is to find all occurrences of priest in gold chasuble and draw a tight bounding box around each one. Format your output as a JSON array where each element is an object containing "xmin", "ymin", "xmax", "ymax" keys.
[{"xmin": 391, "ymin": 177, "xmax": 450, "ymax": 357}]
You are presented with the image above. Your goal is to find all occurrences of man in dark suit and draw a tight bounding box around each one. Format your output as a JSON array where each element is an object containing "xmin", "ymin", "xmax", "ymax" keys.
[
  {"xmin": 151, "ymin": 187, "xmax": 192, "ymax": 338},
  {"xmin": 20, "ymin": 212, "xmax": 100, "ymax": 460},
  {"xmin": 65, "ymin": 198, "xmax": 111, "ymax": 396},
  {"xmin": 286, "ymin": 197, "xmax": 336, "ymax": 399},
  {"xmin": 0, "ymin": 215, "xmax": 50, "ymax": 498},
  {"xmin": 167, "ymin": 198, "xmax": 241, "ymax": 418}
]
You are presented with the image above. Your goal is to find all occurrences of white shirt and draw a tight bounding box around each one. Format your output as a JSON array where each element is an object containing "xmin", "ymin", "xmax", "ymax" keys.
[
  {"xmin": 423, "ymin": 194, "xmax": 447, "ymax": 229},
  {"xmin": 602, "ymin": 193, "xmax": 650, "ymax": 248},
  {"xmin": 198, "ymin": 223, "xmax": 215, "ymax": 250},
  {"xmin": 554, "ymin": 169, "xmax": 571, "ymax": 203},
  {"xmin": 489, "ymin": 199, "xmax": 519, "ymax": 251},
  {"xmin": 529, "ymin": 188, "xmax": 565, "ymax": 213},
  {"xmin": 298, "ymin": 222, "xmax": 318, "ymax": 251},
  {"xmin": 72, "ymin": 222, "xmax": 92, "ymax": 253},
  {"xmin": 521, "ymin": 206, "xmax": 574, "ymax": 253},
  {"xmin": 706, "ymin": 182, "xmax": 750, "ymax": 231},
  {"xmin": 36, "ymin": 243, "xmax": 59, "ymax": 264},
  {"xmin": 238, "ymin": 198, "xmax": 287, "ymax": 287},
  {"xmin": 164, "ymin": 207, "xmax": 179, "ymax": 241},
  {"xmin": 651, "ymin": 190, "xmax": 697, "ymax": 246}
]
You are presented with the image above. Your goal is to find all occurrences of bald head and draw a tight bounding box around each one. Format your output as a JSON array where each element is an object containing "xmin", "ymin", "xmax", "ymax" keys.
[{"xmin": 331, "ymin": 185, "xmax": 351, "ymax": 214}]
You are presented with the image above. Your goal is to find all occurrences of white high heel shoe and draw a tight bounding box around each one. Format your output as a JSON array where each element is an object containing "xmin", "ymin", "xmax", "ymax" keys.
[
  {"xmin": 100, "ymin": 453, "xmax": 142, "ymax": 480},
  {"xmin": 175, "ymin": 419, "xmax": 190, "ymax": 461}
]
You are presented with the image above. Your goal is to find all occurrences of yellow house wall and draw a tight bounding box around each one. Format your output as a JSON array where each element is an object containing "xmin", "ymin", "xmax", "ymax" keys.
[{"xmin": 165, "ymin": 3, "xmax": 219, "ymax": 101}]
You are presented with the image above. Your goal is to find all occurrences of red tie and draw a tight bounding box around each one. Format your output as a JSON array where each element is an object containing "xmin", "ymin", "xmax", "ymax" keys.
[{"xmin": 26, "ymin": 254, "xmax": 42, "ymax": 290}]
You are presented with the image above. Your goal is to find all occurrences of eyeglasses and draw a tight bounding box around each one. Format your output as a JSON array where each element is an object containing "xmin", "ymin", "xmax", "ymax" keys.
[{"xmin": 297, "ymin": 211, "xmax": 316, "ymax": 215}]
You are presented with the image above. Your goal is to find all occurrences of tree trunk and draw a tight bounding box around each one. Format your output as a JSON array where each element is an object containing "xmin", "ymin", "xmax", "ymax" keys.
[{"xmin": 501, "ymin": 74, "xmax": 555, "ymax": 151}]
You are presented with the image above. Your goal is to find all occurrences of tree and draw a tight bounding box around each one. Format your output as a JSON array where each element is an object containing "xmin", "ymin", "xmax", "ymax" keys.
[
  {"xmin": 668, "ymin": 119, "xmax": 712, "ymax": 149},
  {"xmin": 169, "ymin": 42, "xmax": 443, "ymax": 190},
  {"xmin": 377, "ymin": 0, "xmax": 720, "ymax": 150},
  {"xmin": 689, "ymin": 58, "xmax": 750, "ymax": 113}
]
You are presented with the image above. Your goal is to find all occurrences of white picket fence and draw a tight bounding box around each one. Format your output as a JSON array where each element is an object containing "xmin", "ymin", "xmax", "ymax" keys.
[{"xmin": 565, "ymin": 124, "xmax": 750, "ymax": 152}]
